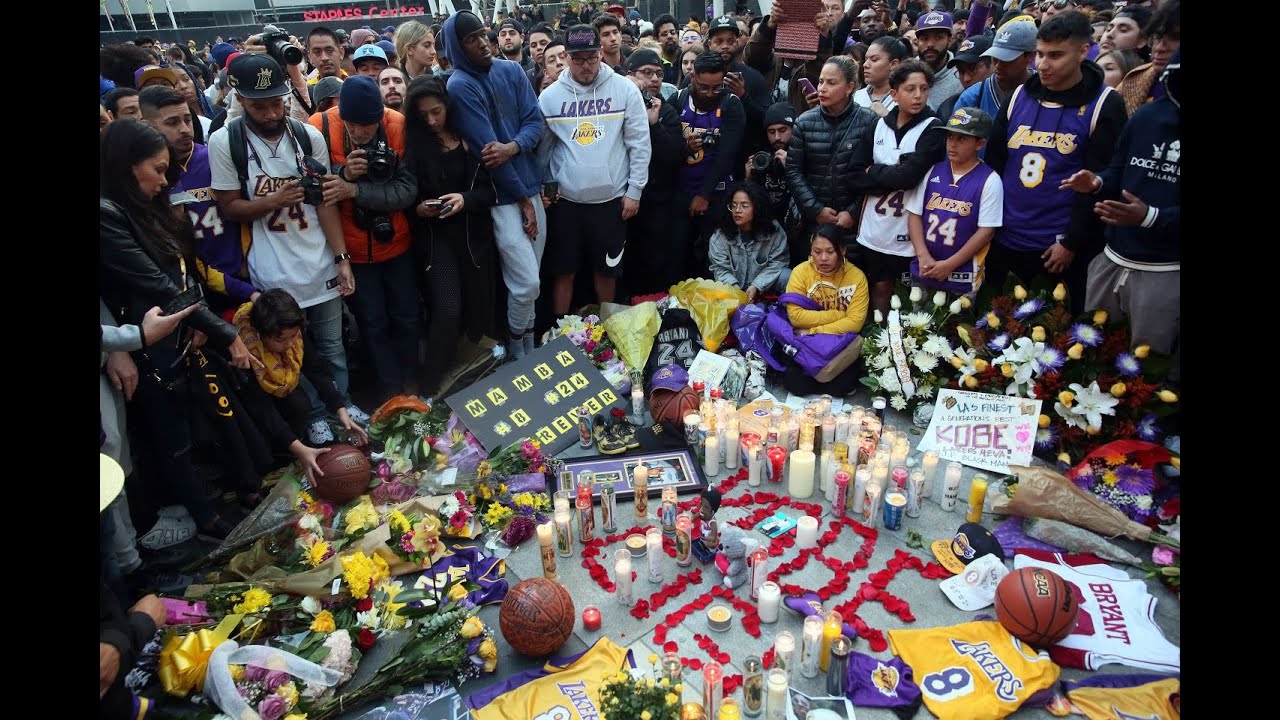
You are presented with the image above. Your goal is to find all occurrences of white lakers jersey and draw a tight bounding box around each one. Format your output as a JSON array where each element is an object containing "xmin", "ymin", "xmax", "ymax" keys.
[{"xmin": 857, "ymin": 117, "xmax": 939, "ymax": 257}]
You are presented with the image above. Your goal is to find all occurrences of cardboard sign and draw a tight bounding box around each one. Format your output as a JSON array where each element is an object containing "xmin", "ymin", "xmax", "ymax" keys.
[
  {"xmin": 686, "ymin": 349, "xmax": 746, "ymax": 401},
  {"xmin": 445, "ymin": 335, "xmax": 623, "ymax": 455},
  {"xmin": 916, "ymin": 389, "xmax": 1042, "ymax": 474}
]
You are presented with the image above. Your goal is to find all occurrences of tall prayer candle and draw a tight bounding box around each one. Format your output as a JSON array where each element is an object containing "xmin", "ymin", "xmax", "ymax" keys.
[
  {"xmin": 921, "ymin": 450, "xmax": 939, "ymax": 500},
  {"xmin": 772, "ymin": 630, "xmax": 796, "ymax": 681},
  {"xmin": 705, "ymin": 434, "xmax": 720, "ymax": 476},
  {"xmin": 614, "ymin": 548, "xmax": 633, "ymax": 606},
  {"xmin": 748, "ymin": 445, "xmax": 763, "ymax": 486},
  {"xmin": 554, "ymin": 508, "xmax": 573, "ymax": 557},
  {"xmin": 788, "ymin": 449, "xmax": 815, "ymax": 499},
  {"xmin": 765, "ymin": 669, "xmax": 788, "ymax": 720},
  {"xmin": 633, "ymin": 464, "xmax": 649, "ymax": 518},
  {"xmin": 942, "ymin": 462, "xmax": 963, "ymax": 511},
  {"xmin": 647, "ymin": 528, "xmax": 664, "ymax": 582},
  {"xmin": 966, "ymin": 473, "xmax": 989, "ymax": 523},
  {"xmin": 819, "ymin": 610, "xmax": 843, "ymax": 672},
  {"xmin": 537, "ymin": 521, "xmax": 558, "ymax": 580},
  {"xmin": 703, "ymin": 660, "xmax": 724, "ymax": 718},
  {"xmin": 800, "ymin": 613, "xmax": 823, "ymax": 678}
]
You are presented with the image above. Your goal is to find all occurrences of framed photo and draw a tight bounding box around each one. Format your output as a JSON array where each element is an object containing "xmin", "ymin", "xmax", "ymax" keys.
[
  {"xmin": 787, "ymin": 689, "xmax": 856, "ymax": 720},
  {"xmin": 554, "ymin": 448, "xmax": 706, "ymax": 501}
]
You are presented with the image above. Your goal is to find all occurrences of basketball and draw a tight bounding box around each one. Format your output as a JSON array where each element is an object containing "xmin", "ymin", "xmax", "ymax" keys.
[
  {"xmin": 995, "ymin": 566, "xmax": 1079, "ymax": 647},
  {"xmin": 500, "ymin": 578, "xmax": 575, "ymax": 657},
  {"xmin": 312, "ymin": 444, "xmax": 373, "ymax": 505},
  {"xmin": 651, "ymin": 386, "xmax": 700, "ymax": 430}
]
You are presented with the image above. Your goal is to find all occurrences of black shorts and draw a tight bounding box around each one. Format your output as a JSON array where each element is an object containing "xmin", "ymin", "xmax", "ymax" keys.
[
  {"xmin": 546, "ymin": 197, "xmax": 627, "ymax": 277},
  {"xmin": 859, "ymin": 246, "xmax": 913, "ymax": 285}
]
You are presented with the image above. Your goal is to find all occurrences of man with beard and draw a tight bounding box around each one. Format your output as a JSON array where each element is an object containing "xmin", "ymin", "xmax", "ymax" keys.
[
  {"xmin": 440, "ymin": 10, "xmax": 547, "ymax": 360},
  {"xmin": 954, "ymin": 18, "xmax": 1037, "ymax": 147},
  {"xmin": 497, "ymin": 18, "xmax": 536, "ymax": 72},
  {"xmin": 654, "ymin": 14, "xmax": 683, "ymax": 85},
  {"xmin": 914, "ymin": 11, "xmax": 964, "ymax": 110},
  {"xmin": 593, "ymin": 12, "xmax": 626, "ymax": 69},
  {"xmin": 706, "ymin": 15, "xmax": 771, "ymax": 158},
  {"xmin": 745, "ymin": 102, "xmax": 805, "ymax": 263},
  {"xmin": 379, "ymin": 66, "xmax": 407, "ymax": 110}
]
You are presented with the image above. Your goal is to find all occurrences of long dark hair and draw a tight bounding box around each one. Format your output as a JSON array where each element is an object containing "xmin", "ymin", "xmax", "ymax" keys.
[
  {"xmin": 100, "ymin": 119, "xmax": 197, "ymax": 266},
  {"xmin": 402, "ymin": 75, "xmax": 460, "ymax": 191},
  {"xmin": 718, "ymin": 181, "xmax": 775, "ymax": 239}
]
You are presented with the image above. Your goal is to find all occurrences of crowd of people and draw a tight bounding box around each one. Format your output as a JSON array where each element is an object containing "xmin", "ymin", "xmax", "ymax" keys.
[{"xmin": 99, "ymin": 1, "xmax": 1179, "ymax": 711}]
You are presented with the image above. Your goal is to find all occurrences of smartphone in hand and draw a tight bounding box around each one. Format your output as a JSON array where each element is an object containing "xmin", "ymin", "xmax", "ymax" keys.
[
  {"xmin": 797, "ymin": 77, "xmax": 817, "ymax": 96},
  {"xmin": 161, "ymin": 286, "xmax": 203, "ymax": 316}
]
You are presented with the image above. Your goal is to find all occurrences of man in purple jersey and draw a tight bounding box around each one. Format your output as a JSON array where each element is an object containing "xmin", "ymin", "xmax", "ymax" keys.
[
  {"xmin": 139, "ymin": 86, "xmax": 257, "ymax": 312},
  {"xmin": 982, "ymin": 10, "xmax": 1126, "ymax": 311}
]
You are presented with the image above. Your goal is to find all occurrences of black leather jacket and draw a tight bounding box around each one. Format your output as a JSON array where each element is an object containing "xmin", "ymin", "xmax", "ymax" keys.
[
  {"xmin": 99, "ymin": 199, "xmax": 237, "ymax": 352},
  {"xmin": 784, "ymin": 100, "xmax": 878, "ymax": 222}
]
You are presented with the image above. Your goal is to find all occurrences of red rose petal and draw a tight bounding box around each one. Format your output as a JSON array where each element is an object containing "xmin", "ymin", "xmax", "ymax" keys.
[{"xmin": 664, "ymin": 641, "xmax": 679, "ymax": 654}]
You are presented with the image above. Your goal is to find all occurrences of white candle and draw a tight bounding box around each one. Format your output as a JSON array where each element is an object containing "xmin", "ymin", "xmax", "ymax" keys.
[
  {"xmin": 890, "ymin": 440, "xmax": 909, "ymax": 470},
  {"xmin": 646, "ymin": 528, "xmax": 664, "ymax": 583},
  {"xmin": 872, "ymin": 458, "xmax": 890, "ymax": 494},
  {"xmin": 942, "ymin": 461, "xmax": 963, "ymax": 511},
  {"xmin": 863, "ymin": 482, "xmax": 882, "ymax": 528},
  {"xmin": 631, "ymin": 384, "xmax": 645, "ymax": 417},
  {"xmin": 821, "ymin": 415, "xmax": 835, "ymax": 452},
  {"xmin": 788, "ymin": 449, "xmax": 815, "ymax": 499},
  {"xmin": 554, "ymin": 509, "xmax": 573, "ymax": 557},
  {"xmin": 725, "ymin": 428, "xmax": 740, "ymax": 470},
  {"xmin": 773, "ymin": 630, "xmax": 796, "ymax": 682},
  {"xmin": 834, "ymin": 413, "xmax": 850, "ymax": 444},
  {"xmin": 800, "ymin": 613, "xmax": 823, "ymax": 678},
  {"xmin": 705, "ymin": 434, "xmax": 720, "ymax": 476},
  {"xmin": 786, "ymin": 418, "xmax": 800, "ymax": 451},
  {"xmin": 765, "ymin": 668, "xmax": 788, "ymax": 720},
  {"xmin": 922, "ymin": 450, "xmax": 940, "ymax": 500},
  {"xmin": 747, "ymin": 446, "xmax": 762, "ymax": 486},
  {"xmin": 757, "ymin": 581, "xmax": 781, "ymax": 623},
  {"xmin": 820, "ymin": 449, "xmax": 835, "ymax": 501},
  {"xmin": 537, "ymin": 521, "xmax": 558, "ymax": 580},
  {"xmin": 796, "ymin": 515, "xmax": 818, "ymax": 549},
  {"xmin": 614, "ymin": 548, "xmax": 633, "ymax": 606},
  {"xmin": 851, "ymin": 467, "xmax": 870, "ymax": 519}
]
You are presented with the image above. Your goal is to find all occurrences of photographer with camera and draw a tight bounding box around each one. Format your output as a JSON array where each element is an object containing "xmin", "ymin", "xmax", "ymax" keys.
[
  {"xmin": 210, "ymin": 54, "xmax": 366, "ymax": 446},
  {"xmin": 221, "ymin": 26, "xmax": 315, "ymax": 128},
  {"xmin": 745, "ymin": 102, "xmax": 805, "ymax": 265},
  {"xmin": 309, "ymin": 75, "xmax": 423, "ymax": 399}
]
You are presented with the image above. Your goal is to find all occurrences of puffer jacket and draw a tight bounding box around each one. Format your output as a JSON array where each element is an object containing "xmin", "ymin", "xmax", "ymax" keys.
[{"xmin": 784, "ymin": 100, "xmax": 878, "ymax": 222}]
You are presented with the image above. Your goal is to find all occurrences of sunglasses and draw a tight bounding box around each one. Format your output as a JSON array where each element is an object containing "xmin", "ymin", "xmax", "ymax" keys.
[{"xmin": 1041, "ymin": 0, "xmax": 1074, "ymax": 9}]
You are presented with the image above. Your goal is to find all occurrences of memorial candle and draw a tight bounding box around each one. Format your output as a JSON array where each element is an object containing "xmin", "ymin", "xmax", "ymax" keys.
[
  {"xmin": 788, "ymin": 449, "xmax": 815, "ymax": 499},
  {"xmin": 765, "ymin": 669, "xmax": 788, "ymax": 720},
  {"xmin": 536, "ymin": 521, "xmax": 558, "ymax": 580},
  {"xmin": 795, "ymin": 515, "xmax": 818, "ymax": 549},
  {"xmin": 614, "ymin": 548, "xmax": 633, "ymax": 606},
  {"xmin": 646, "ymin": 528, "xmax": 664, "ymax": 583},
  {"xmin": 818, "ymin": 610, "xmax": 843, "ymax": 672},
  {"xmin": 633, "ymin": 464, "xmax": 649, "ymax": 518},
  {"xmin": 800, "ymin": 613, "xmax": 823, "ymax": 678},
  {"xmin": 921, "ymin": 450, "xmax": 939, "ymax": 500},
  {"xmin": 942, "ymin": 461, "xmax": 963, "ymax": 511},
  {"xmin": 772, "ymin": 630, "xmax": 796, "ymax": 681},
  {"xmin": 704, "ymin": 434, "xmax": 720, "ymax": 476},
  {"xmin": 757, "ymin": 581, "xmax": 781, "ymax": 623},
  {"xmin": 703, "ymin": 661, "xmax": 724, "ymax": 718},
  {"xmin": 725, "ymin": 427, "xmax": 740, "ymax": 470},
  {"xmin": 966, "ymin": 473, "xmax": 989, "ymax": 523},
  {"xmin": 582, "ymin": 605, "xmax": 601, "ymax": 631},
  {"xmin": 747, "ymin": 445, "xmax": 763, "ymax": 486}
]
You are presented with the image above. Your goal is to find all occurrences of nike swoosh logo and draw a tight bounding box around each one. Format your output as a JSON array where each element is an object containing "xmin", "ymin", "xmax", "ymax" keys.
[{"xmin": 605, "ymin": 247, "xmax": 624, "ymax": 267}]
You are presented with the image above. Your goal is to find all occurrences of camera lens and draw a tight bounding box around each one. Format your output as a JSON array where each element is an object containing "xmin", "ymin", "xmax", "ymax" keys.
[
  {"xmin": 278, "ymin": 43, "xmax": 303, "ymax": 65},
  {"xmin": 751, "ymin": 151, "xmax": 773, "ymax": 171}
]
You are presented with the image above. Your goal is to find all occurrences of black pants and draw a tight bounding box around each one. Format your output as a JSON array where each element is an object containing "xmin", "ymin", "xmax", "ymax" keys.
[
  {"xmin": 984, "ymin": 241, "xmax": 1099, "ymax": 315},
  {"xmin": 781, "ymin": 358, "xmax": 863, "ymax": 397},
  {"xmin": 625, "ymin": 194, "xmax": 673, "ymax": 297},
  {"xmin": 669, "ymin": 190, "xmax": 725, "ymax": 287},
  {"xmin": 414, "ymin": 232, "xmax": 495, "ymax": 392}
]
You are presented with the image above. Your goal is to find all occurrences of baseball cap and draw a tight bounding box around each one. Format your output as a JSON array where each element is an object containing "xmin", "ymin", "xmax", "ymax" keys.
[
  {"xmin": 352, "ymin": 44, "xmax": 389, "ymax": 67},
  {"xmin": 383, "ymin": 25, "xmax": 397, "ymax": 33},
  {"xmin": 498, "ymin": 18, "xmax": 524, "ymax": 34},
  {"xmin": 376, "ymin": 39, "xmax": 397, "ymax": 57},
  {"xmin": 133, "ymin": 65, "xmax": 182, "ymax": 88},
  {"xmin": 626, "ymin": 48, "xmax": 663, "ymax": 71},
  {"xmin": 309, "ymin": 76, "xmax": 343, "ymax": 107},
  {"xmin": 938, "ymin": 553, "xmax": 1010, "ymax": 610},
  {"xmin": 100, "ymin": 454, "xmax": 124, "ymax": 513},
  {"xmin": 211, "ymin": 41, "xmax": 236, "ymax": 68},
  {"xmin": 949, "ymin": 34, "xmax": 993, "ymax": 66},
  {"xmin": 931, "ymin": 522, "xmax": 1005, "ymax": 575},
  {"xmin": 983, "ymin": 20, "xmax": 1039, "ymax": 61},
  {"xmin": 932, "ymin": 106, "xmax": 994, "ymax": 139},
  {"xmin": 564, "ymin": 24, "xmax": 601, "ymax": 53},
  {"xmin": 764, "ymin": 101, "xmax": 795, "ymax": 128},
  {"xmin": 606, "ymin": 4, "xmax": 627, "ymax": 18},
  {"xmin": 650, "ymin": 364, "xmax": 690, "ymax": 392},
  {"xmin": 227, "ymin": 54, "xmax": 290, "ymax": 99},
  {"xmin": 916, "ymin": 11, "xmax": 954, "ymax": 32},
  {"xmin": 335, "ymin": 28, "xmax": 350, "ymax": 42},
  {"xmin": 708, "ymin": 15, "xmax": 741, "ymax": 36}
]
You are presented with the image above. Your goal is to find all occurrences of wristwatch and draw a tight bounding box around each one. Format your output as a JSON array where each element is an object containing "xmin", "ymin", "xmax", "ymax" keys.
[{"xmin": 334, "ymin": 253, "xmax": 352, "ymax": 264}]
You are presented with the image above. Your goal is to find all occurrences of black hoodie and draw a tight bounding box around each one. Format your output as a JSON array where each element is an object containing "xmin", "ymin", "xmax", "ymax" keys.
[{"xmin": 985, "ymin": 60, "xmax": 1128, "ymax": 253}]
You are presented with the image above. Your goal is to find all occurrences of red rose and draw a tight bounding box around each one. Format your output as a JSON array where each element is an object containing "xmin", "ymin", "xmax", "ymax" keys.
[
  {"xmin": 355, "ymin": 596, "xmax": 374, "ymax": 612},
  {"xmin": 611, "ymin": 407, "xmax": 625, "ymax": 419},
  {"xmin": 357, "ymin": 627, "xmax": 376, "ymax": 652}
]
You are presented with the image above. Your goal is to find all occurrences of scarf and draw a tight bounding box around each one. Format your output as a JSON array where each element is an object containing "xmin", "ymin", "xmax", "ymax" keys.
[{"xmin": 232, "ymin": 301, "xmax": 302, "ymax": 398}]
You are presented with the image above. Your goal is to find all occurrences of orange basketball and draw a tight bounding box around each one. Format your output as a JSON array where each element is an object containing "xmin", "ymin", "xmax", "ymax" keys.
[
  {"xmin": 312, "ymin": 444, "xmax": 373, "ymax": 505},
  {"xmin": 995, "ymin": 566, "xmax": 1079, "ymax": 647},
  {"xmin": 650, "ymin": 386, "xmax": 700, "ymax": 430},
  {"xmin": 499, "ymin": 578, "xmax": 576, "ymax": 657}
]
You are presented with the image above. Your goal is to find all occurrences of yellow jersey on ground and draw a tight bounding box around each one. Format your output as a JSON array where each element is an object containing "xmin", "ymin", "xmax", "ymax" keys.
[{"xmin": 468, "ymin": 637, "xmax": 633, "ymax": 720}]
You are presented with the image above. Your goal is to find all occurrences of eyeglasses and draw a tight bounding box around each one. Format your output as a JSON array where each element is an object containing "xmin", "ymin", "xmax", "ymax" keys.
[
  {"xmin": 726, "ymin": 202, "xmax": 752, "ymax": 212},
  {"xmin": 693, "ymin": 81, "xmax": 725, "ymax": 95},
  {"xmin": 634, "ymin": 68, "xmax": 662, "ymax": 78},
  {"xmin": 570, "ymin": 53, "xmax": 600, "ymax": 65},
  {"xmin": 1040, "ymin": 0, "xmax": 1073, "ymax": 10}
]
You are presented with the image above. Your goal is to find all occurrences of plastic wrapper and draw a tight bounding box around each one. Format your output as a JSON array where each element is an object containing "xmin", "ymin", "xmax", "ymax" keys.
[
  {"xmin": 669, "ymin": 278, "xmax": 748, "ymax": 352},
  {"xmin": 1023, "ymin": 518, "xmax": 1146, "ymax": 567},
  {"xmin": 205, "ymin": 640, "xmax": 343, "ymax": 720},
  {"xmin": 432, "ymin": 414, "xmax": 486, "ymax": 475},
  {"xmin": 730, "ymin": 302, "xmax": 770, "ymax": 358},
  {"xmin": 1003, "ymin": 465, "xmax": 1153, "ymax": 542},
  {"xmin": 742, "ymin": 351, "xmax": 768, "ymax": 402},
  {"xmin": 602, "ymin": 301, "xmax": 661, "ymax": 373}
]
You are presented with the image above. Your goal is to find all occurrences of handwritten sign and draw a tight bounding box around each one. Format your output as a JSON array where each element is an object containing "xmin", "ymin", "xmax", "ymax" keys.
[
  {"xmin": 686, "ymin": 350, "xmax": 746, "ymax": 401},
  {"xmin": 916, "ymin": 389, "xmax": 1042, "ymax": 474},
  {"xmin": 445, "ymin": 334, "xmax": 623, "ymax": 455}
]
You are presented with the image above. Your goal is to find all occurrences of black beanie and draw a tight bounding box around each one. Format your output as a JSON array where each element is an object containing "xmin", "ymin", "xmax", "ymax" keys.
[
  {"xmin": 626, "ymin": 48, "xmax": 662, "ymax": 72},
  {"xmin": 764, "ymin": 101, "xmax": 795, "ymax": 128},
  {"xmin": 339, "ymin": 75, "xmax": 385, "ymax": 125},
  {"xmin": 454, "ymin": 10, "xmax": 486, "ymax": 40}
]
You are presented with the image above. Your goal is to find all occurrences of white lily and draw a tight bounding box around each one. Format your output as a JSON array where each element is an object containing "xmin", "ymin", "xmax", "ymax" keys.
[
  {"xmin": 1054, "ymin": 401, "xmax": 1089, "ymax": 429},
  {"xmin": 1068, "ymin": 381, "xmax": 1120, "ymax": 430}
]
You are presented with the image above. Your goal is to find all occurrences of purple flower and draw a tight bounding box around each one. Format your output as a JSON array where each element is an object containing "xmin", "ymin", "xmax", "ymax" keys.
[
  {"xmin": 264, "ymin": 670, "xmax": 291, "ymax": 692},
  {"xmin": 1072, "ymin": 466, "xmax": 1095, "ymax": 490},
  {"xmin": 1033, "ymin": 347, "xmax": 1065, "ymax": 374},
  {"xmin": 988, "ymin": 333, "xmax": 1010, "ymax": 351},
  {"xmin": 244, "ymin": 664, "xmax": 269, "ymax": 682},
  {"xmin": 377, "ymin": 461, "xmax": 392, "ymax": 480},
  {"xmin": 1069, "ymin": 323, "xmax": 1103, "ymax": 347},
  {"xmin": 1035, "ymin": 425, "xmax": 1058, "ymax": 450},
  {"xmin": 258, "ymin": 694, "xmax": 290, "ymax": 720},
  {"xmin": 1137, "ymin": 414, "xmax": 1161, "ymax": 442},
  {"xmin": 1115, "ymin": 464, "xmax": 1154, "ymax": 496},
  {"xmin": 1013, "ymin": 298, "xmax": 1044, "ymax": 319},
  {"xmin": 1115, "ymin": 353, "xmax": 1141, "ymax": 377},
  {"xmin": 975, "ymin": 315, "xmax": 989, "ymax": 329}
]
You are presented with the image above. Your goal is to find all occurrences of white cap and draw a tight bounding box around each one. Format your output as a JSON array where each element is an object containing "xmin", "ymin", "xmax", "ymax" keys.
[
  {"xmin": 101, "ymin": 453, "xmax": 125, "ymax": 512},
  {"xmin": 939, "ymin": 553, "xmax": 1010, "ymax": 610}
]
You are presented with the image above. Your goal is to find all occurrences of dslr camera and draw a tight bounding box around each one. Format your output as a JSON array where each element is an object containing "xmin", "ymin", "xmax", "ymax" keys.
[
  {"xmin": 299, "ymin": 156, "xmax": 327, "ymax": 206},
  {"xmin": 751, "ymin": 151, "xmax": 776, "ymax": 172},
  {"xmin": 701, "ymin": 128, "xmax": 721, "ymax": 149},
  {"xmin": 353, "ymin": 206, "xmax": 395, "ymax": 243},
  {"xmin": 364, "ymin": 140, "xmax": 398, "ymax": 184},
  {"xmin": 261, "ymin": 25, "xmax": 303, "ymax": 66}
]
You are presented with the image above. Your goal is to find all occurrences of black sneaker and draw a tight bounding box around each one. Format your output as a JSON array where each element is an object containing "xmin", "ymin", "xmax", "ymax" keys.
[
  {"xmin": 196, "ymin": 517, "xmax": 237, "ymax": 545},
  {"xmin": 138, "ymin": 543, "xmax": 201, "ymax": 569},
  {"xmin": 612, "ymin": 417, "xmax": 641, "ymax": 450},
  {"xmin": 597, "ymin": 419, "xmax": 628, "ymax": 455}
]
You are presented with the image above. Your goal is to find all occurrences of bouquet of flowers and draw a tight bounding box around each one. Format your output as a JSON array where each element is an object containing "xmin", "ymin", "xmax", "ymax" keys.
[
  {"xmin": 860, "ymin": 285, "xmax": 963, "ymax": 413},
  {"xmin": 546, "ymin": 313, "xmax": 630, "ymax": 390},
  {"xmin": 227, "ymin": 662, "xmax": 311, "ymax": 720},
  {"xmin": 468, "ymin": 440, "xmax": 553, "ymax": 543},
  {"xmin": 949, "ymin": 278, "xmax": 1179, "ymax": 464},
  {"xmin": 436, "ymin": 490, "xmax": 478, "ymax": 538},
  {"xmin": 387, "ymin": 508, "xmax": 443, "ymax": 567},
  {"xmin": 367, "ymin": 396, "xmax": 451, "ymax": 473},
  {"xmin": 599, "ymin": 653, "xmax": 684, "ymax": 720}
]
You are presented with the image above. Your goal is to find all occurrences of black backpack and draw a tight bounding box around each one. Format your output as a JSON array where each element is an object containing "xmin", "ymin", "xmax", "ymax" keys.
[{"xmin": 225, "ymin": 115, "xmax": 314, "ymax": 186}]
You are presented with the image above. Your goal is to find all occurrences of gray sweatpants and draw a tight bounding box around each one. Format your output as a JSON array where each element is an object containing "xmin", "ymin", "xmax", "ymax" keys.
[
  {"xmin": 491, "ymin": 198, "xmax": 548, "ymax": 335},
  {"xmin": 1084, "ymin": 252, "xmax": 1180, "ymax": 355}
]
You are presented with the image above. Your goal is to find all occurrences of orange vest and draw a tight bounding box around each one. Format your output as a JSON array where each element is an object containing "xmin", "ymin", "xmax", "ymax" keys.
[{"xmin": 309, "ymin": 107, "xmax": 412, "ymax": 264}]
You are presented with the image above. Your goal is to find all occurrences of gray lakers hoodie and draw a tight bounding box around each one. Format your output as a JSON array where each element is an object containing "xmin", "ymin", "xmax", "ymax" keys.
[{"xmin": 537, "ymin": 63, "xmax": 651, "ymax": 204}]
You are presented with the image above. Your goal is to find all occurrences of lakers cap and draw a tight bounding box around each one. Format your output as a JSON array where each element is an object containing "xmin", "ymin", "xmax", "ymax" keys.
[
  {"xmin": 931, "ymin": 522, "xmax": 1004, "ymax": 575},
  {"xmin": 227, "ymin": 54, "xmax": 289, "ymax": 99}
]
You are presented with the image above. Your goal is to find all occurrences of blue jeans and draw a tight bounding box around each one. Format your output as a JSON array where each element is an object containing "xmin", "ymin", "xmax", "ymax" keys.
[
  {"xmin": 302, "ymin": 296, "xmax": 350, "ymax": 421},
  {"xmin": 348, "ymin": 253, "xmax": 423, "ymax": 394}
]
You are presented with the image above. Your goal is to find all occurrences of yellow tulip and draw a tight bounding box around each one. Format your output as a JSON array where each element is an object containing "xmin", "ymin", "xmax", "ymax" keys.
[
  {"xmin": 1053, "ymin": 283, "xmax": 1067, "ymax": 301},
  {"xmin": 986, "ymin": 312, "xmax": 1001, "ymax": 329},
  {"xmin": 649, "ymin": 653, "xmax": 659, "ymax": 665},
  {"xmin": 1110, "ymin": 382, "xmax": 1126, "ymax": 397},
  {"xmin": 1159, "ymin": 390, "xmax": 1179, "ymax": 403},
  {"xmin": 1093, "ymin": 309, "xmax": 1108, "ymax": 325},
  {"xmin": 1001, "ymin": 363, "xmax": 1014, "ymax": 377},
  {"xmin": 1058, "ymin": 391, "xmax": 1075, "ymax": 406},
  {"xmin": 1031, "ymin": 326, "xmax": 1046, "ymax": 342},
  {"xmin": 1014, "ymin": 285, "xmax": 1027, "ymax": 300},
  {"xmin": 1134, "ymin": 344, "xmax": 1151, "ymax": 358},
  {"xmin": 964, "ymin": 375, "xmax": 978, "ymax": 389},
  {"xmin": 974, "ymin": 359, "xmax": 990, "ymax": 372},
  {"xmin": 1067, "ymin": 343, "xmax": 1084, "ymax": 360},
  {"xmin": 1057, "ymin": 452, "xmax": 1072, "ymax": 465},
  {"xmin": 959, "ymin": 295, "xmax": 972, "ymax": 309},
  {"xmin": 1038, "ymin": 414, "xmax": 1050, "ymax": 428}
]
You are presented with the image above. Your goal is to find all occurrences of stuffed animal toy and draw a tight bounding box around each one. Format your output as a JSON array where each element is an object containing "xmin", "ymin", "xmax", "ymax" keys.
[{"xmin": 714, "ymin": 525, "xmax": 760, "ymax": 589}]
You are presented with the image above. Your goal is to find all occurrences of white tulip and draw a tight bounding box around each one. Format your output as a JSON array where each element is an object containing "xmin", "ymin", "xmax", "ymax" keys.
[
  {"xmin": 949, "ymin": 299, "xmax": 963, "ymax": 314},
  {"xmin": 890, "ymin": 294, "xmax": 902, "ymax": 310},
  {"xmin": 909, "ymin": 286, "xmax": 924, "ymax": 303},
  {"xmin": 933, "ymin": 291, "xmax": 947, "ymax": 306},
  {"xmin": 301, "ymin": 596, "xmax": 322, "ymax": 616},
  {"xmin": 874, "ymin": 309, "xmax": 884, "ymax": 324}
]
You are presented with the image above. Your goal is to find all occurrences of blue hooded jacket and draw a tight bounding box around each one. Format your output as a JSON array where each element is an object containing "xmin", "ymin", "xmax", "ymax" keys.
[{"xmin": 440, "ymin": 12, "xmax": 545, "ymax": 205}]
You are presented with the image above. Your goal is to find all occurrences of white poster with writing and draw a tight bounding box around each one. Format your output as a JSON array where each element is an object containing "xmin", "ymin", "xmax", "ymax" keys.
[{"xmin": 916, "ymin": 389, "xmax": 1042, "ymax": 474}]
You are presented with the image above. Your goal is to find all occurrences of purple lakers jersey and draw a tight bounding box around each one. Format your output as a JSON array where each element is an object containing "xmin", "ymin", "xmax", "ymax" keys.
[
  {"xmin": 998, "ymin": 84, "xmax": 1114, "ymax": 252},
  {"xmin": 911, "ymin": 160, "xmax": 998, "ymax": 294},
  {"xmin": 171, "ymin": 144, "xmax": 244, "ymax": 279},
  {"xmin": 678, "ymin": 95, "xmax": 732, "ymax": 196}
]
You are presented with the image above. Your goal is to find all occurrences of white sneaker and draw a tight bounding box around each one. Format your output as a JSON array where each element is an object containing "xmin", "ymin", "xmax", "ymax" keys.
[
  {"xmin": 345, "ymin": 405, "xmax": 371, "ymax": 425},
  {"xmin": 137, "ymin": 506, "xmax": 196, "ymax": 550},
  {"xmin": 308, "ymin": 420, "xmax": 336, "ymax": 445}
]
